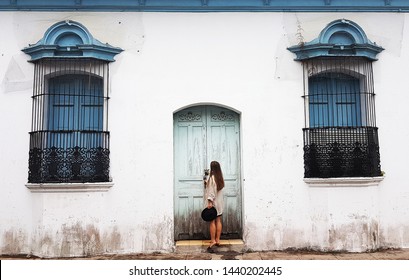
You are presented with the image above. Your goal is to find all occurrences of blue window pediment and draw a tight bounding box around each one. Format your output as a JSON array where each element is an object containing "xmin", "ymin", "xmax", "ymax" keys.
[
  {"xmin": 288, "ymin": 19, "xmax": 384, "ymax": 61},
  {"xmin": 56, "ymin": 33, "xmax": 84, "ymax": 47},
  {"xmin": 23, "ymin": 20, "xmax": 122, "ymax": 61}
]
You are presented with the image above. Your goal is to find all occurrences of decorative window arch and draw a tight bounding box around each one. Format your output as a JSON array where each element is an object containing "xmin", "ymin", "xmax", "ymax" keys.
[
  {"xmin": 289, "ymin": 19, "xmax": 383, "ymax": 179},
  {"xmin": 288, "ymin": 19, "xmax": 384, "ymax": 61},
  {"xmin": 23, "ymin": 21, "xmax": 122, "ymax": 184},
  {"xmin": 23, "ymin": 20, "xmax": 122, "ymax": 61}
]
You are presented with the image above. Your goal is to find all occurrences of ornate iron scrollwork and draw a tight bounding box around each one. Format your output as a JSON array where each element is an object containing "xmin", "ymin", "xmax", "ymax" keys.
[
  {"xmin": 304, "ymin": 128, "xmax": 381, "ymax": 178},
  {"xmin": 211, "ymin": 111, "xmax": 234, "ymax": 122},
  {"xmin": 178, "ymin": 112, "xmax": 202, "ymax": 121},
  {"xmin": 28, "ymin": 146, "xmax": 110, "ymax": 183}
]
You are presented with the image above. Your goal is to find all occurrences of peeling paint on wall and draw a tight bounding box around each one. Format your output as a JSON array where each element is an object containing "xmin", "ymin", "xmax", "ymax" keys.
[{"xmin": 1, "ymin": 56, "xmax": 32, "ymax": 93}]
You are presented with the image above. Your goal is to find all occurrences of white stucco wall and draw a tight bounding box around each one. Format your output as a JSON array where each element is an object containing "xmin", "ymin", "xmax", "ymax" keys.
[{"xmin": 0, "ymin": 11, "xmax": 408, "ymax": 257}]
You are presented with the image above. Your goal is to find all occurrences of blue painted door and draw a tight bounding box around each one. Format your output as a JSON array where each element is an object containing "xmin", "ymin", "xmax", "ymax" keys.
[{"xmin": 174, "ymin": 106, "xmax": 241, "ymax": 240}]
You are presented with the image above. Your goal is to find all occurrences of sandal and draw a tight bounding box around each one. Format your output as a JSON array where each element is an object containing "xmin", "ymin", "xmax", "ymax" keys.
[
  {"xmin": 207, "ymin": 242, "xmax": 217, "ymax": 253},
  {"xmin": 206, "ymin": 246, "xmax": 215, "ymax": 253}
]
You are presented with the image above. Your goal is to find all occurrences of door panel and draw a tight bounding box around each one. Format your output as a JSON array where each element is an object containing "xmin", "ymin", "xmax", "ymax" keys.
[
  {"xmin": 174, "ymin": 106, "xmax": 241, "ymax": 240},
  {"xmin": 206, "ymin": 108, "xmax": 241, "ymax": 238}
]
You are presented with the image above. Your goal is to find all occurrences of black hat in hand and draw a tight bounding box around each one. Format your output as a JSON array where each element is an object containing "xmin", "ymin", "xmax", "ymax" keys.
[{"xmin": 201, "ymin": 207, "xmax": 217, "ymax": 222}]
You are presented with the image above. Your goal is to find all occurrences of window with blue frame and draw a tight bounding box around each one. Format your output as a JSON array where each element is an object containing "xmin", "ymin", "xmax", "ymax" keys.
[
  {"xmin": 309, "ymin": 72, "xmax": 361, "ymax": 128},
  {"xmin": 301, "ymin": 58, "xmax": 381, "ymax": 178},
  {"xmin": 47, "ymin": 74, "xmax": 104, "ymax": 149},
  {"xmin": 24, "ymin": 21, "xmax": 122, "ymax": 183},
  {"xmin": 288, "ymin": 19, "xmax": 383, "ymax": 178},
  {"xmin": 28, "ymin": 59, "xmax": 111, "ymax": 183}
]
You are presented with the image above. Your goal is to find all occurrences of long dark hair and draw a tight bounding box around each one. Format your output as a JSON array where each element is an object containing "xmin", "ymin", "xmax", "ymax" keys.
[{"xmin": 210, "ymin": 161, "xmax": 224, "ymax": 191}]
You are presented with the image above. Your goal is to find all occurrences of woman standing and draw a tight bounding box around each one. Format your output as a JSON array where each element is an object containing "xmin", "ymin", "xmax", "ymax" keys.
[{"xmin": 204, "ymin": 161, "xmax": 225, "ymax": 252}]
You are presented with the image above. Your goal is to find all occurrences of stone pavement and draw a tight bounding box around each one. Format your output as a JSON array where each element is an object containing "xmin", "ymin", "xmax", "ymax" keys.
[
  {"xmin": 1, "ymin": 247, "xmax": 409, "ymax": 260},
  {"xmin": 63, "ymin": 248, "xmax": 409, "ymax": 260}
]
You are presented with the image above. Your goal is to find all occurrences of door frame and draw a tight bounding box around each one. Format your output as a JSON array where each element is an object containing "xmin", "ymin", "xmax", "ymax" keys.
[{"xmin": 172, "ymin": 103, "xmax": 243, "ymax": 240}]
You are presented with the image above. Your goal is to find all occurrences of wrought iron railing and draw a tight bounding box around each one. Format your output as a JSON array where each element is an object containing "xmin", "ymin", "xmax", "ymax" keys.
[
  {"xmin": 27, "ymin": 59, "xmax": 111, "ymax": 183},
  {"xmin": 303, "ymin": 127, "xmax": 381, "ymax": 178},
  {"xmin": 28, "ymin": 131, "xmax": 110, "ymax": 183},
  {"xmin": 301, "ymin": 58, "xmax": 381, "ymax": 178}
]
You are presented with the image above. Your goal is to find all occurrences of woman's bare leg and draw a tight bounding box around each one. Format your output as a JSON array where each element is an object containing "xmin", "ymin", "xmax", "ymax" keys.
[
  {"xmin": 215, "ymin": 216, "xmax": 222, "ymax": 244},
  {"xmin": 209, "ymin": 220, "xmax": 216, "ymax": 247}
]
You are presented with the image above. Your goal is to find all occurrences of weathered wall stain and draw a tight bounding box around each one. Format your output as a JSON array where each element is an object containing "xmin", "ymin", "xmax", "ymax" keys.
[
  {"xmin": 3, "ymin": 220, "xmax": 409, "ymax": 257},
  {"xmin": 1, "ymin": 229, "xmax": 27, "ymax": 255},
  {"xmin": 328, "ymin": 220, "xmax": 379, "ymax": 252},
  {"xmin": 83, "ymin": 224, "xmax": 104, "ymax": 256},
  {"xmin": 379, "ymin": 225, "xmax": 409, "ymax": 248},
  {"xmin": 244, "ymin": 218, "xmax": 382, "ymax": 253},
  {"xmin": 29, "ymin": 219, "xmax": 174, "ymax": 257},
  {"xmin": 60, "ymin": 223, "xmax": 84, "ymax": 256},
  {"xmin": 33, "ymin": 223, "xmax": 105, "ymax": 257},
  {"xmin": 39, "ymin": 233, "xmax": 54, "ymax": 256},
  {"xmin": 28, "ymin": 224, "xmax": 126, "ymax": 257},
  {"xmin": 142, "ymin": 216, "xmax": 174, "ymax": 252},
  {"xmin": 102, "ymin": 226, "xmax": 122, "ymax": 253}
]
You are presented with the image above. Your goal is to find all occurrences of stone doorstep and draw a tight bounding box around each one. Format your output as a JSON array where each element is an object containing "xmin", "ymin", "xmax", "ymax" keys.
[{"xmin": 175, "ymin": 239, "xmax": 244, "ymax": 253}]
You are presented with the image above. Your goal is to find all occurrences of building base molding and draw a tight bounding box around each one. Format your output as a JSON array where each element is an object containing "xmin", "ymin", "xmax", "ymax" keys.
[
  {"xmin": 304, "ymin": 176, "xmax": 384, "ymax": 188},
  {"xmin": 25, "ymin": 182, "xmax": 114, "ymax": 193}
]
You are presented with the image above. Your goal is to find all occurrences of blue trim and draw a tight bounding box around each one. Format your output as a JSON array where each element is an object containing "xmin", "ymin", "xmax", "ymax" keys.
[
  {"xmin": 1, "ymin": 0, "xmax": 409, "ymax": 12},
  {"xmin": 22, "ymin": 20, "xmax": 123, "ymax": 62},
  {"xmin": 288, "ymin": 19, "xmax": 384, "ymax": 61}
]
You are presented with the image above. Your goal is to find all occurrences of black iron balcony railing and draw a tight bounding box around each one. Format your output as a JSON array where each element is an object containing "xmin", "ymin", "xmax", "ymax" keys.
[
  {"xmin": 303, "ymin": 127, "xmax": 381, "ymax": 178},
  {"xmin": 27, "ymin": 59, "xmax": 111, "ymax": 183},
  {"xmin": 28, "ymin": 131, "xmax": 110, "ymax": 183}
]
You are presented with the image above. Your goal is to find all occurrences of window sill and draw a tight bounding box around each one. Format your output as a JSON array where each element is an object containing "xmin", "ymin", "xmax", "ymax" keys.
[
  {"xmin": 25, "ymin": 182, "xmax": 114, "ymax": 193},
  {"xmin": 304, "ymin": 176, "xmax": 384, "ymax": 188}
]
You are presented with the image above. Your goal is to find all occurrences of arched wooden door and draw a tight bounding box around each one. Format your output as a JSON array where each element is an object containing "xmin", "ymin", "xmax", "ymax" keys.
[{"xmin": 174, "ymin": 105, "xmax": 242, "ymax": 240}]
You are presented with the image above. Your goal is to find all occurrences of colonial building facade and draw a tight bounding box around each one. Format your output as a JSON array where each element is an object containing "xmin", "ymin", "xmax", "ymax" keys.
[{"xmin": 1, "ymin": 1, "xmax": 409, "ymax": 257}]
